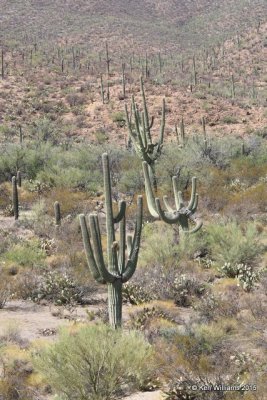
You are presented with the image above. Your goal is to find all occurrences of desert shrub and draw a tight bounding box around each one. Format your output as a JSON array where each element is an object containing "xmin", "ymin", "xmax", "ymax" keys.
[
  {"xmin": 0, "ymin": 183, "xmax": 11, "ymax": 209},
  {"xmin": 122, "ymin": 282, "xmax": 155, "ymax": 305},
  {"xmin": 111, "ymin": 111, "xmax": 125, "ymax": 127},
  {"xmin": 0, "ymin": 276, "xmax": 10, "ymax": 308},
  {"xmin": 172, "ymin": 274, "xmax": 207, "ymax": 307},
  {"xmin": 221, "ymin": 115, "xmax": 238, "ymax": 124},
  {"xmin": 224, "ymin": 182, "xmax": 267, "ymax": 216},
  {"xmin": 0, "ymin": 356, "xmax": 35, "ymax": 400},
  {"xmin": 33, "ymin": 324, "xmax": 154, "ymax": 400},
  {"xmin": 140, "ymin": 223, "xmax": 179, "ymax": 267},
  {"xmin": 30, "ymin": 117, "xmax": 60, "ymax": 144},
  {"xmin": 236, "ymin": 264, "xmax": 260, "ymax": 291},
  {"xmin": 195, "ymin": 292, "xmax": 240, "ymax": 322},
  {"xmin": 13, "ymin": 270, "xmax": 42, "ymax": 300},
  {"xmin": 229, "ymin": 156, "xmax": 267, "ymax": 186},
  {"xmin": 131, "ymin": 264, "xmax": 178, "ymax": 301},
  {"xmin": 0, "ymin": 323, "xmax": 23, "ymax": 345},
  {"xmin": 128, "ymin": 306, "xmax": 174, "ymax": 332},
  {"xmin": 66, "ymin": 92, "xmax": 87, "ymax": 107},
  {"xmin": 2, "ymin": 240, "xmax": 46, "ymax": 268},
  {"xmin": 0, "ymin": 142, "xmax": 56, "ymax": 182},
  {"xmin": 156, "ymin": 320, "xmax": 249, "ymax": 400},
  {"xmin": 31, "ymin": 270, "xmax": 85, "ymax": 305},
  {"xmin": 177, "ymin": 232, "xmax": 209, "ymax": 260},
  {"xmin": 206, "ymin": 220, "xmax": 263, "ymax": 268}
]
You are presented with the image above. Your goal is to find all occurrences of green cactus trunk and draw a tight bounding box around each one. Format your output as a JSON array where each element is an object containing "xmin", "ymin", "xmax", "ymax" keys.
[
  {"xmin": 16, "ymin": 171, "xmax": 22, "ymax": 188},
  {"xmin": 108, "ymin": 280, "xmax": 122, "ymax": 328},
  {"xmin": 54, "ymin": 201, "xmax": 61, "ymax": 226},
  {"xmin": 12, "ymin": 176, "xmax": 19, "ymax": 220}
]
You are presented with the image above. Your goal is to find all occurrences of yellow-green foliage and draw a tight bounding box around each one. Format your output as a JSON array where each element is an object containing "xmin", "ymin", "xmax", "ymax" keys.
[
  {"xmin": 2, "ymin": 239, "xmax": 46, "ymax": 268},
  {"xmin": 32, "ymin": 324, "xmax": 154, "ymax": 400},
  {"xmin": 140, "ymin": 222, "xmax": 176, "ymax": 267},
  {"xmin": 206, "ymin": 220, "xmax": 262, "ymax": 268}
]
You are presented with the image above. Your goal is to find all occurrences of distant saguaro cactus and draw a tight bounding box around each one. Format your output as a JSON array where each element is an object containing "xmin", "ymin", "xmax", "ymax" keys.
[
  {"xmin": 79, "ymin": 153, "xmax": 143, "ymax": 328},
  {"xmin": 125, "ymin": 76, "xmax": 165, "ymax": 190},
  {"xmin": 12, "ymin": 176, "xmax": 19, "ymax": 220},
  {"xmin": 1, "ymin": 49, "xmax": 4, "ymax": 79},
  {"xmin": 54, "ymin": 201, "xmax": 61, "ymax": 226}
]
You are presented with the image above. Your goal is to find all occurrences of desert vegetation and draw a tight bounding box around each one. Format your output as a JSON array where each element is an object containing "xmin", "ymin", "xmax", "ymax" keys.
[{"xmin": 0, "ymin": 1, "xmax": 267, "ymax": 400}]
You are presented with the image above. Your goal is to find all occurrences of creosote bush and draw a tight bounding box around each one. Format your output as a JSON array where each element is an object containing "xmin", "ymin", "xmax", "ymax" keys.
[
  {"xmin": 2, "ymin": 239, "xmax": 46, "ymax": 268},
  {"xmin": 33, "ymin": 324, "xmax": 154, "ymax": 400},
  {"xmin": 206, "ymin": 220, "xmax": 263, "ymax": 267}
]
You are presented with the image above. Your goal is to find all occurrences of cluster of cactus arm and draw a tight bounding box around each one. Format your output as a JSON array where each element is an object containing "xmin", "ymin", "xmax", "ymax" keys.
[
  {"xmin": 142, "ymin": 161, "xmax": 202, "ymax": 233},
  {"xmin": 79, "ymin": 153, "xmax": 143, "ymax": 328},
  {"xmin": 125, "ymin": 76, "xmax": 165, "ymax": 188}
]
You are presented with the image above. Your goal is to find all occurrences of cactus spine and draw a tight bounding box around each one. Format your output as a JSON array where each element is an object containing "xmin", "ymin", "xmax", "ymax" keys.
[
  {"xmin": 125, "ymin": 76, "xmax": 165, "ymax": 190},
  {"xmin": 142, "ymin": 161, "xmax": 202, "ymax": 233},
  {"xmin": 54, "ymin": 201, "xmax": 61, "ymax": 226},
  {"xmin": 12, "ymin": 176, "xmax": 19, "ymax": 220},
  {"xmin": 79, "ymin": 153, "xmax": 143, "ymax": 328}
]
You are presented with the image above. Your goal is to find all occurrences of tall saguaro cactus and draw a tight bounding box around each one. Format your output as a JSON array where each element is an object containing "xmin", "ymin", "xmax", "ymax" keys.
[
  {"xmin": 142, "ymin": 161, "xmax": 202, "ymax": 233},
  {"xmin": 79, "ymin": 153, "xmax": 143, "ymax": 328},
  {"xmin": 125, "ymin": 76, "xmax": 165, "ymax": 190}
]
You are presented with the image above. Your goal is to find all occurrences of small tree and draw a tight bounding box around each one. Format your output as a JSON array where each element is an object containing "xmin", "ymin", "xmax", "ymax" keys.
[{"xmin": 33, "ymin": 324, "xmax": 154, "ymax": 400}]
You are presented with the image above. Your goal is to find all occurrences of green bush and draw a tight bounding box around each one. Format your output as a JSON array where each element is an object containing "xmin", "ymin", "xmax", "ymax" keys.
[
  {"xmin": 172, "ymin": 274, "xmax": 207, "ymax": 307},
  {"xmin": 206, "ymin": 220, "xmax": 263, "ymax": 267},
  {"xmin": 33, "ymin": 324, "xmax": 154, "ymax": 400},
  {"xmin": 140, "ymin": 223, "xmax": 178, "ymax": 267},
  {"xmin": 2, "ymin": 240, "xmax": 46, "ymax": 268}
]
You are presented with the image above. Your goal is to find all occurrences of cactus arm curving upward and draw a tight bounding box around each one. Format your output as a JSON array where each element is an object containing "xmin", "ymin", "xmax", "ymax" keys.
[
  {"xmin": 122, "ymin": 195, "xmax": 143, "ymax": 282},
  {"xmin": 142, "ymin": 160, "xmax": 159, "ymax": 218},
  {"xmin": 79, "ymin": 214, "xmax": 106, "ymax": 284},
  {"xmin": 126, "ymin": 235, "xmax": 133, "ymax": 258},
  {"xmin": 157, "ymin": 98, "xmax": 165, "ymax": 152},
  {"xmin": 118, "ymin": 205, "xmax": 126, "ymax": 274},
  {"xmin": 125, "ymin": 77, "xmax": 166, "ymax": 191},
  {"xmin": 113, "ymin": 201, "xmax": 126, "ymax": 223},
  {"xmin": 142, "ymin": 161, "xmax": 202, "ymax": 234}
]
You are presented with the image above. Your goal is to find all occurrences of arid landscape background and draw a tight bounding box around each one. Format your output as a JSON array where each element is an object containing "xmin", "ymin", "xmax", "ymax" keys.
[{"xmin": 0, "ymin": 1, "xmax": 267, "ymax": 399}]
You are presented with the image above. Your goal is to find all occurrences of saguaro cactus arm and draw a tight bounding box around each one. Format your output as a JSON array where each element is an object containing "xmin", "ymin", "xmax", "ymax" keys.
[
  {"xmin": 142, "ymin": 161, "xmax": 202, "ymax": 233},
  {"xmin": 113, "ymin": 201, "xmax": 126, "ymax": 223},
  {"xmin": 125, "ymin": 77, "xmax": 166, "ymax": 192},
  {"xmin": 122, "ymin": 195, "xmax": 143, "ymax": 282},
  {"xmin": 79, "ymin": 214, "xmax": 106, "ymax": 284}
]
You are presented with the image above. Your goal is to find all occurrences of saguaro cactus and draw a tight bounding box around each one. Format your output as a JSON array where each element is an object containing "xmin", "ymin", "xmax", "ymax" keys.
[
  {"xmin": 54, "ymin": 201, "xmax": 61, "ymax": 226},
  {"xmin": 12, "ymin": 176, "xmax": 19, "ymax": 220},
  {"xmin": 142, "ymin": 161, "xmax": 202, "ymax": 233},
  {"xmin": 125, "ymin": 76, "xmax": 165, "ymax": 190},
  {"xmin": 16, "ymin": 171, "xmax": 22, "ymax": 188},
  {"xmin": 79, "ymin": 153, "xmax": 143, "ymax": 328}
]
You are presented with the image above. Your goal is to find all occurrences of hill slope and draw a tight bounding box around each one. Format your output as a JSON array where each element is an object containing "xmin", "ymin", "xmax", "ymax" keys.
[{"xmin": 0, "ymin": 0, "xmax": 266, "ymax": 53}]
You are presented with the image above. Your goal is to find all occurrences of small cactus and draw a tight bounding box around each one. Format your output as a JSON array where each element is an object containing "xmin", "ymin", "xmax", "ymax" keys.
[
  {"xmin": 54, "ymin": 201, "xmax": 61, "ymax": 226},
  {"xmin": 12, "ymin": 176, "xmax": 19, "ymax": 220}
]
